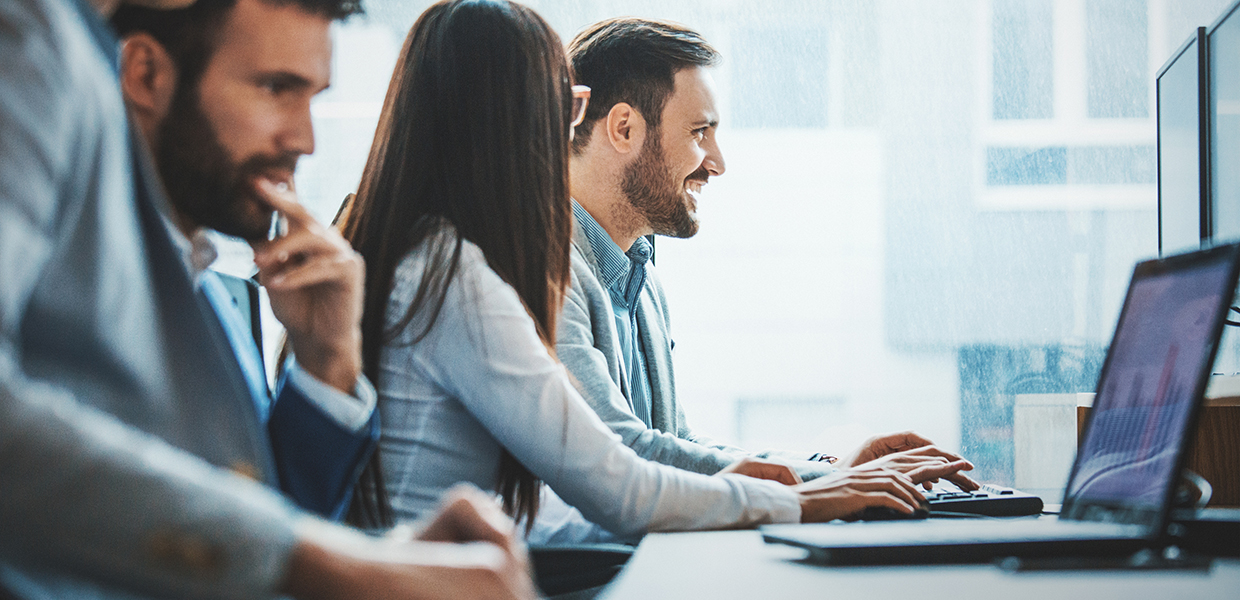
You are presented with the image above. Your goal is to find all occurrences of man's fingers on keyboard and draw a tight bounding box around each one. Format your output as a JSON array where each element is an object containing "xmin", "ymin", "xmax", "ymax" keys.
[
  {"xmin": 890, "ymin": 455, "xmax": 954, "ymax": 476},
  {"xmin": 866, "ymin": 491, "xmax": 916, "ymax": 514},
  {"xmin": 855, "ymin": 466, "xmax": 909, "ymax": 481},
  {"xmin": 904, "ymin": 445, "xmax": 966, "ymax": 463},
  {"xmin": 888, "ymin": 453, "xmax": 947, "ymax": 467},
  {"xmin": 874, "ymin": 473, "xmax": 923, "ymax": 506},
  {"xmin": 946, "ymin": 471, "xmax": 981, "ymax": 491},
  {"xmin": 906, "ymin": 460, "xmax": 972, "ymax": 484},
  {"xmin": 845, "ymin": 492, "xmax": 908, "ymax": 519}
]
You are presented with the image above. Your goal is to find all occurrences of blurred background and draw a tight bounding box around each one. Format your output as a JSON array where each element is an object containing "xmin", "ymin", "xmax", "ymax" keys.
[{"xmin": 213, "ymin": 0, "xmax": 1237, "ymax": 501}]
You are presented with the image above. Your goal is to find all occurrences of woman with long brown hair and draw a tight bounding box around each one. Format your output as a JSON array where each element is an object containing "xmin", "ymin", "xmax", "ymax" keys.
[{"xmin": 343, "ymin": 0, "xmax": 926, "ymax": 537}]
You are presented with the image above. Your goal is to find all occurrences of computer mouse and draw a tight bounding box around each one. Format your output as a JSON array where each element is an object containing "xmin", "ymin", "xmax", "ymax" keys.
[{"xmin": 856, "ymin": 504, "xmax": 930, "ymax": 521}]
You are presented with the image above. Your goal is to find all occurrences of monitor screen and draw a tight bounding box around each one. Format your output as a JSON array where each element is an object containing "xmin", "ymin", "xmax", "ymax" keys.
[
  {"xmin": 1158, "ymin": 32, "xmax": 1205, "ymax": 256},
  {"xmin": 1212, "ymin": 4, "xmax": 1240, "ymax": 243},
  {"xmin": 1064, "ymin": 250, "xmax": 1235, "ymax": 524}
]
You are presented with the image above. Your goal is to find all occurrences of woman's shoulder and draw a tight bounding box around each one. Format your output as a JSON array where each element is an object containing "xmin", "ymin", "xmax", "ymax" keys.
[
  {"xmin": 385, "ymin": 217, "xmax": 534, "ymax": 353},
  {"xmin": 388, "ymin": 218, "xmax": 507, "ymax": 320},
  {"xmin": 393, "ymin": 219, "xmax": 488, "ymax": 281}
]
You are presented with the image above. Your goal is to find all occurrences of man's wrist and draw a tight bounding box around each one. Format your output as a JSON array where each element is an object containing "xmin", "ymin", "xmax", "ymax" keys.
[
  {"xmin": 299, "ymin": 359, "xmax": 361, "ymax": 395},
  {"xmin": 286, "ymin": 364, "xmax": 376, "ymax": 432},
  {"xmin": 289, "ymin": 335, "xmax": 362, "ymax": 394}
]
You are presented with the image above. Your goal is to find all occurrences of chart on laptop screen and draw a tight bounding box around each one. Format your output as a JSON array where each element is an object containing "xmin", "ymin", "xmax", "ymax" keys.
[{"xmin": 1068, "ymin": 262, "xmax": 1231, "ymax": 507}]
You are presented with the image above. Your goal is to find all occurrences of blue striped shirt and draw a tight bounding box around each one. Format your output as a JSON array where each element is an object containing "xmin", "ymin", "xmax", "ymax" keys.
[{"xmin": 572, "ymin": 201, "xmax": 655, "ymax": 426}]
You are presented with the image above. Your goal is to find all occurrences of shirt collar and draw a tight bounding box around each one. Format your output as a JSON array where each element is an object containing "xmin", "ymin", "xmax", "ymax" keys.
[
  {"xmin": 572, "ymin": 200, "xmax": 633, "ymax": 291},
  {"xmin": 628, "ymin": 235, "xmax": 653, "ymax": 266},
  {"xmin": 189, "ymin": 229, "xmax": 220, "ymax": 275},
  {"xmin": 161, "ymin": 215, "xmax": 217, "ymax": 278}
]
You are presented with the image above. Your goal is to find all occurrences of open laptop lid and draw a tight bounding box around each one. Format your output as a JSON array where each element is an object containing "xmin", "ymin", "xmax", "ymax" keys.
[{"xmin": 1061, "ymin": 242, "xmax": 1240, "ymax": 531}]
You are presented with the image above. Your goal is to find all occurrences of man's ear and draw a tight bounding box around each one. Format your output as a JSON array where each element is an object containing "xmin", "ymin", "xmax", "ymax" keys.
[
  {"xmin": 119, "ymin": 33, "xmax": 178, "ymax": 123},
  {"xmin": 604, "ymin": 102, "xmax": 647, "ymax": 155}
]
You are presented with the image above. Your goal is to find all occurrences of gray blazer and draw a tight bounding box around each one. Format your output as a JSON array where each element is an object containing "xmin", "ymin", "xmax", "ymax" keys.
[
  {"xmin": 0, "ymin": 2, "xmax": 296, "ymax": 598},
  {"xmin": 558, "ymin": 223, "xmax": 835, "ymax": 481}
]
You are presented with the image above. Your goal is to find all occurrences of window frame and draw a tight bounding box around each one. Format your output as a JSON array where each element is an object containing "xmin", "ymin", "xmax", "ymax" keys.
[{"xmin": 974, "ymin": 0, "xmax": 1163, "ymax": 210}]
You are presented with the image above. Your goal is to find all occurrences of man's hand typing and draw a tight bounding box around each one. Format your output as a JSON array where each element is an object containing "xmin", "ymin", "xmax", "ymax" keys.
[
  {"xmin": 791, "ymin": 468, "xmax": 925, "ymax": 522},
  {"xmin": 840, "ymin": 431, "xmax": 979, "ymax": 491}
]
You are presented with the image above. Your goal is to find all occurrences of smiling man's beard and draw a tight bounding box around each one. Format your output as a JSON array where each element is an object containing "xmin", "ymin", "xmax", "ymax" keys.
[
  {"xmin": 155, "ymin": 83, "xmax": 299, "ymax": 241},
  {"xmin": 619, "ymin": 133, "xmax": 705, "ymax": 239}
]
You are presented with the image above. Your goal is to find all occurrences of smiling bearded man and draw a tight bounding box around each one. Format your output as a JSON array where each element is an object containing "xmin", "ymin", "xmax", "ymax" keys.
[{"xmin": 530, "ymin": 16, "xmax": 980, "ymax": 544}]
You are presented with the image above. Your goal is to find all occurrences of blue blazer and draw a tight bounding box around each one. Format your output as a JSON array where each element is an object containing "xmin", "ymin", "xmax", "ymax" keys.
[
  {"xmin": 201, "ymin": 270, "xmax": 378, "ymax": 520},
  {"xmin": 267, "ymin": 368, "xmax": 379, "ymax": 519}
]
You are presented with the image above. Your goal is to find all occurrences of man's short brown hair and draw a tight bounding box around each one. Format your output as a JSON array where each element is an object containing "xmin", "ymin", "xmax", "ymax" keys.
[
  {"xmin": 568, "ymin": 17, "xmax": 719, "ymax": 153},
  {"xmin": 112, "ymin": 0, "xmax": 362, "ymax": 89}
]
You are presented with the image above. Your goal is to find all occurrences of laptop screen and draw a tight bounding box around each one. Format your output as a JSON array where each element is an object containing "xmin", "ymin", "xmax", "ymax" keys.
[{"xmin": 1063, "ymin": 247, "xmax": 1238, "ymax": 525}]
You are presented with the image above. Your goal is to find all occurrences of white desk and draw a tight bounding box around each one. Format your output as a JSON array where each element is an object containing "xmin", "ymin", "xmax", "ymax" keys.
[{"xmin": 599, "ymin": 530, "xmax": 1240, "ymax": 600}]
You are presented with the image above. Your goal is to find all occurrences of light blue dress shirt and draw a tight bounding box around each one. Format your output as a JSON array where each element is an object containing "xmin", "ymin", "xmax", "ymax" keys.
[{"xmin": 571, "ymin": 202, "xmax": 655, "ymax": 426}]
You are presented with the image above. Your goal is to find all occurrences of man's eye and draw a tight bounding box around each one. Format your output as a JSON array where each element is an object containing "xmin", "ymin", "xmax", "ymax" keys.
[
  {"xmin": 692, "ymin": 127, "xmax": 708, "ymax": 139},
  {"xmin": 260, "ymin": 79, "xmax": 292, "ymax": 95}
]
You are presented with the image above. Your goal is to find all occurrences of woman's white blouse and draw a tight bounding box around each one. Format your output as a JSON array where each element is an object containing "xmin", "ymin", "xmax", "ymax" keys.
[{"xmin": 378, "ymin": 232, "xmax": 801, "ymax": 536}]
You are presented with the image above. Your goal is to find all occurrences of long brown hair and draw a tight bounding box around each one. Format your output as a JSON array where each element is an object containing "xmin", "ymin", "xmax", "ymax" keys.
[{"xmin": 342, "ymin": 0, "xmax": 574, "ymax": 528}]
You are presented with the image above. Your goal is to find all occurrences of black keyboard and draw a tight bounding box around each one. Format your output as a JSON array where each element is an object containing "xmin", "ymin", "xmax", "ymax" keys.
[{"xmin": 924, "ymin": 483, "xmax": 1044, "ymax": 517}]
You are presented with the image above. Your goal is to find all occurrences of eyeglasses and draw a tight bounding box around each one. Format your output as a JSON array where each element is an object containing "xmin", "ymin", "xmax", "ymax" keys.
[{"xmin": 571, "ymin": 85, "xmax": 591, "ymax": 127}]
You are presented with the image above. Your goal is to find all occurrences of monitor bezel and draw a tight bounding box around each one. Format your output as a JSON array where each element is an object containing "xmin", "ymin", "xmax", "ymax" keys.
[
  {"xmin": 1156, "ymin": 27, "xmax": 1209, "ymax": 257},
  {"xmin": 1204, "ymin": 1, "xmax": 1240, "ymax": 246}
]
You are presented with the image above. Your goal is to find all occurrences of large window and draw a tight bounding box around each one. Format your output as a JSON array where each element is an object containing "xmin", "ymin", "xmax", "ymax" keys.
[
  {"xmin": 993, "ymin": 0, "xmax": 1054, "ymax": 120},
  {"xmin": 977, "ymin": 0, "xmax": 1159, "ymax": 209},
  {"xmin": 213, "ymin": 0, "xmax": 1236, "ymax": 501}
]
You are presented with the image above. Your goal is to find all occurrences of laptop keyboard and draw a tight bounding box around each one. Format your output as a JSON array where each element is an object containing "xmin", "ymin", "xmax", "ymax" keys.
[{"xmin": 923, "ymin": 483, "xmax": 1044, "ymax": 517}]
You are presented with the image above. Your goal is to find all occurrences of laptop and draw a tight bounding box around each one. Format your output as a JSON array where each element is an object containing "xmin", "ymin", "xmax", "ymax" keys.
[{"xmin": 762, "ymin": 243, "xmax": 1240, "ymax": 565}]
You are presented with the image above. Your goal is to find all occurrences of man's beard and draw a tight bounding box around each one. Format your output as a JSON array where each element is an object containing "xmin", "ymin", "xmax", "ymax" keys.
[
  {"xmin": 619, "ymin": 133, "xmax": 707, "ymax": 239},
  {"xmin": 155, "ymin": 84, "xmax": 298, "ymax": 241}
]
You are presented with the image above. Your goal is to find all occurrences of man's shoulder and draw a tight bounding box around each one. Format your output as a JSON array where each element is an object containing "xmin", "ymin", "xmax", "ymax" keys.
[
  {"xmin": 568, "ymin": 231, "xmax": 606, "ymax": 294},
  {"xmin": 637, "ymin": 261, "xmax": 672, "ymax": 324},
  {"xmin": 643, "ymin": 262, "xmax": 668, "ymax": 296},
  {"xmin": 565, "ymin": 248, "xmax": 611, "ymax": 332},
  {"xmin": 1, "ymin": 0, "xmax": 68, "ymax": 43},
  {"xmin": 1, "ymin": 0, "xmax": 111, "ymax": 95},
  {"xmin": 1, "ymin": 0, "xmax": 124, "ymax": 192}
]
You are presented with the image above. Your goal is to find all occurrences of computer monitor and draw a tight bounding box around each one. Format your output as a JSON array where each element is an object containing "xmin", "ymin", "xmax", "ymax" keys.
[
  {"xmin": 1210, "ymin": 1, "xmax": 1240, "ymax": 245},
  {"xmin": 1158, "ymin": 29, "xmax": 1208, "ymax": 257}
]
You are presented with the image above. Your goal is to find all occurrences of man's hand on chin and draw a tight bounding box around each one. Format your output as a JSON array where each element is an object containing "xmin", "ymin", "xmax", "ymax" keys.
[{"xmin": 250, "ymin": 179, "xmax": 365, "ymax": 393}]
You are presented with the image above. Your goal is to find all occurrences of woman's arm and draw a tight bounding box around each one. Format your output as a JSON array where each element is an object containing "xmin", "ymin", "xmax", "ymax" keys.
[{"xmin": 398, "ymin": 243, "xmax": 802, "ymax": 535}]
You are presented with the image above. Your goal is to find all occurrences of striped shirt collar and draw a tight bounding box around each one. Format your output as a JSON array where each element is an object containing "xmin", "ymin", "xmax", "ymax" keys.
[{"xmin": 572, "ymin": 201, "xmax": 652, "ymax": 294}]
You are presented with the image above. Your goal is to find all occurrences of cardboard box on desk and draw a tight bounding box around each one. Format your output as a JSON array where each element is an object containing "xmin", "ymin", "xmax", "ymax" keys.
[{"xmin": 1076, "ymin": 382, "xmax": 1240, "ymax": 508}]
